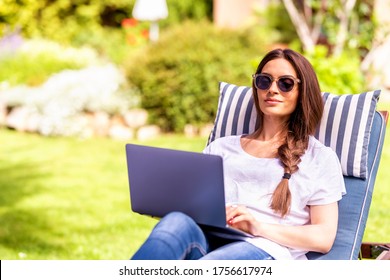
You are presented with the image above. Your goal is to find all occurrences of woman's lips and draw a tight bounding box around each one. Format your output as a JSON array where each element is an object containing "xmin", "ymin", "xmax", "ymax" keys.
[{"xmin": 265, "ymin": 98, "xmax": 282, "ymax": 104}]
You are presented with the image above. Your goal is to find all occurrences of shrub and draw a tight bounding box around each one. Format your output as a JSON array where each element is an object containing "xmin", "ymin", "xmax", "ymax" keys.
[
  {"xmin": 0, "ymin": 0, "xmax": 134, "ymax": 43},
  {"xmin": 304, "ymin": 46, "xmax": 365, "ymax": 94},
  {"xmin": 0, "ymin": 0, "xmax": 212, "ymax": 48},
  {"xmin": 162, "ymin": 0, "xmax": 213, "ymax": 27},
  {"xmin": 124, "ymin": 20, "xmax": 270, "ymax": 132},
  {"xmin": 71, "ymin": 26, "xmax": 132, "ymax": 65}
]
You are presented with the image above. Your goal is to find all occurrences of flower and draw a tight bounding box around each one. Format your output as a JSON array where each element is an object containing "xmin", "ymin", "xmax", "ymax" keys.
[
  {"xmin": 121, "ymin": 18, "xmax": 138, "ymax": 28},
  {"xmin": 121, "ymin": 18, "xmax": 149, "ymax": 46}
]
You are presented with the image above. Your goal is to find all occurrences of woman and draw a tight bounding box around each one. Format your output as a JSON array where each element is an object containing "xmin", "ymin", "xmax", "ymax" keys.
[{"xmin": 131, "ymin": 48, "xmax": 345, "ymax": 260}]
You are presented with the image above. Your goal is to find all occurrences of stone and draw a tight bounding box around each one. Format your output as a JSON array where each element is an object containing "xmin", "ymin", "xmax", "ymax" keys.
[
  {"xmin": 108, "ymin": 124, "xmax": 134, "ymax": 140},
  {"xmin": 91, "ymin": 111, "xmax": 111, "ymax": 137},
  {"xmin": 184, "ymin": 124, "xmax": 198, "ymax": 137},
  {"xmin": 137, "ymin": 125, "xmax": 161, "ymax": 141},
  {"xmin": 123, "ymin": 109, "xmax": 148, "ymax": 128}
]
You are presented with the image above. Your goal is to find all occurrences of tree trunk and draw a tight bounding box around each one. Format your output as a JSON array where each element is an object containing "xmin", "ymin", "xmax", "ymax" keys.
[
  {"xmin": 282, "ymin": 0, "xmax": 315, "ymax": 53},
  {"xmin": 333, "ymin": 0, "xmax": 357, "ymax": 56}
]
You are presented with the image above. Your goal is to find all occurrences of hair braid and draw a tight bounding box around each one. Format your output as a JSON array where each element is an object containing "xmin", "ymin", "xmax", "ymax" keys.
[{"xmin": 270, "ymin": 133, "xmax": 308, "ymax": 217}]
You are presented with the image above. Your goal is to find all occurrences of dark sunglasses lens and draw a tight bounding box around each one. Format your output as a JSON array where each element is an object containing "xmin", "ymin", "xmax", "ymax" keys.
[
  {"xmin": 278, "ymin": 77, "xmax": 295, "ymax": 92},
  {"xmin": 256, "ymin": 75, "xmax": 271, "ymax": 90}
]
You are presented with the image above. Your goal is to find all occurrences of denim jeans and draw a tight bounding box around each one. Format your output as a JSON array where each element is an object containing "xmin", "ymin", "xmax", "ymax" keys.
[{"xmin": 131, "ymin": 212, "xmax": 274, "ymax": 260}]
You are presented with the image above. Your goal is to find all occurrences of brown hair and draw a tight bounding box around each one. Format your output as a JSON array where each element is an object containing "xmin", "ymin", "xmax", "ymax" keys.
[{"xmin": 252, "ymin": 48, "xmax": 323, "ymax": 217}]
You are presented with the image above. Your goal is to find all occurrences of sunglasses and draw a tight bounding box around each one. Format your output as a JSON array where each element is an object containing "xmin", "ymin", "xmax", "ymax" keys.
[{"xmin": 252, "ymin": 73, "xmax": 300, "ymax": 93}]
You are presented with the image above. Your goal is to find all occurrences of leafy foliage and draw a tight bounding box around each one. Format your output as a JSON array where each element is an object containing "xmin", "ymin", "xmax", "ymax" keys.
[
  {"xmin": 278, "ymin": 0, "xmax": 376, "ymax": 57},
  {"xmin": 0, "ymin": 0, "xmax": 212, "ymax": 44},
  {"xmin": 124, "ymin": 20, "xmax": 269, "ymax": 132},
  {"xmin": 0, "ymin": 0, "xmax": 214, "ymax": 65},
  {"xmin": 304, "ymin": 45, "xmax": 365, "ymax": 94},
  {"xmin": 322, "ymin": 0, "xmax": 376, "ymax": 51}
]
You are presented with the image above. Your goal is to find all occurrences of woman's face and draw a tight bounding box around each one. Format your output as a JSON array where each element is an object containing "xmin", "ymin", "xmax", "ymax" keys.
[{"xmin": 256, "ymin": 58, "xmax": 300, "ymax": 121}]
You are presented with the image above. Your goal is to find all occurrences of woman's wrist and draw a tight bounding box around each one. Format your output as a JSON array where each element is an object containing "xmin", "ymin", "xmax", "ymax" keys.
[{"xmin": 251, "ymin": 220, "xmax": 265, "ymax": 237}]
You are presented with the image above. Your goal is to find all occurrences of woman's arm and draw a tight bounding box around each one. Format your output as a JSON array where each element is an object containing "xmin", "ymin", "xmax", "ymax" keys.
[{"xmin": 226, "ymin": 202, "xmax": 339, "ymax": 253}]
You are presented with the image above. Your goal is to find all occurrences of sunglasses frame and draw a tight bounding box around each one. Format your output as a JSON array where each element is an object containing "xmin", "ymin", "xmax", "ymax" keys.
[{"xmin": 252, "ymin": 73, "xmax": 301, "ymax": 93}]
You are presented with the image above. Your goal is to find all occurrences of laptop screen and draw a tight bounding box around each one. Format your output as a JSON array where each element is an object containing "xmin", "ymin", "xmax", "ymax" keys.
[{"xmin": 125, "ymin": 143, "xmax": 227, "ymax": 227}]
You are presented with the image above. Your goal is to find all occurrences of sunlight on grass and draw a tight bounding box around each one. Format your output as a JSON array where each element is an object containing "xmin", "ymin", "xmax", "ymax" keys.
[{"xmin": 0, "ymin": 129, "xmax": 207, "ymax": 259}]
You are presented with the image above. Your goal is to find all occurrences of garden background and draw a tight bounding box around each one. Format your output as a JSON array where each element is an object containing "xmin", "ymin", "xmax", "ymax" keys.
[{"xmin": 0, "ymin": 0, "xmax": 389, "ymax": 259}]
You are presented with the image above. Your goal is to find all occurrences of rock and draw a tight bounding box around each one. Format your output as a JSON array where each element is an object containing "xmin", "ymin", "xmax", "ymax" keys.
[
  {"xmin": 137, "ymin": 125, "xmax": 161, "ymax": 141},
  {"xmin": 123, "ymin": 109, "xmax": 148, "ymax": 128},
  {"xmin": 91, "ymin": 111, "xmax": 111, "ymax": 137},
  {"xmin": 184, "ymin": 124, "xmax": 198, "ymax": 137},
  {"xmin": 109, "ymin": 124, "xmax": 134, "ymax": 141}
]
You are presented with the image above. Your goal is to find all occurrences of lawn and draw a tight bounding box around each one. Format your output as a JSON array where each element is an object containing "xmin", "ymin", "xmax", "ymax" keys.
[
  {"xmin": 0, "ymin": 129, "xmax": 208, "ymax": 259},
  {"xmin": 0, "ymin": 107, "xmax": 389, "ymax": 259}
]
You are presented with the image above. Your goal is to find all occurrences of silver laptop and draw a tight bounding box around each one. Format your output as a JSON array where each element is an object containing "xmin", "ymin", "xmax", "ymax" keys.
[{"xmin": 125, "ymin": 143, "xmax": 253, "ymax": 239}]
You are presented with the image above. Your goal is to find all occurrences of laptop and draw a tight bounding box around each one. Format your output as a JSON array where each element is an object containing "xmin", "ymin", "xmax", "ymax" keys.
[{"xmin": 125, "ymin": 143, "xmax": 253, "ymax": 239}]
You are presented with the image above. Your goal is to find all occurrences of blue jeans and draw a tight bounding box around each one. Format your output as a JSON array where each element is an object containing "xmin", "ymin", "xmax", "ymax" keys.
[{"xmin": 131, "ymin": 212, "xmax": 274, "ymax": 260}]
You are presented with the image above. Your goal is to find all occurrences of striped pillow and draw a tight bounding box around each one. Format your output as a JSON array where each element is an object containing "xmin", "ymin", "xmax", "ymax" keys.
[
  {"xmin": 207, "ymin": 82, "xmax": 381, "ymax": 179},
  {"xmin": 207, "ymin": 82, "xmax": 259, "ymax": 144}
]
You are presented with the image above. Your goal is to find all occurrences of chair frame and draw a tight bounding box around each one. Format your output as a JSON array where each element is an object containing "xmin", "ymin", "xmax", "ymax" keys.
[
  {"xmin": 210, "ymin": 81, "xmax": 389, "ymax": 259},
  {"xmin": 360, "ymin": 242, "xmax": 390, "ymax": 260},
  {"xmin": 306, "ymin": 110, "xmax": 388, "ymax": 260},
  {"xmin": 359, "ymin": 111, "xmax": 389, "ymax": 260}
]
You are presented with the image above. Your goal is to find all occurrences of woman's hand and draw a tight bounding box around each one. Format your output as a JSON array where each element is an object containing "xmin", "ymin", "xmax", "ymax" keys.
[{"xmin": 226, "ymin": 204, "xmax": 260, "ymax": 235}]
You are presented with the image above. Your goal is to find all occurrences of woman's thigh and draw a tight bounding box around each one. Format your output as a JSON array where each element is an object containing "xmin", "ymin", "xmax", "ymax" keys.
[{"xmin": 131, "ymin": 212, "xmax": 209, "ymax": 260}]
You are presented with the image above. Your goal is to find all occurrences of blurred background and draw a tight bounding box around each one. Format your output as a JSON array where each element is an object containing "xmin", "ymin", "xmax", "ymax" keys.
[{"xmin": 0, "ymin": 0, "xmax": 389, "ymax": 260}]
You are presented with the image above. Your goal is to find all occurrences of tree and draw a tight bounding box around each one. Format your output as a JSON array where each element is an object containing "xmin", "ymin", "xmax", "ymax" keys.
[{"xmin": 281, "ymin": 0, "xmax": 374, "ymax": 57}]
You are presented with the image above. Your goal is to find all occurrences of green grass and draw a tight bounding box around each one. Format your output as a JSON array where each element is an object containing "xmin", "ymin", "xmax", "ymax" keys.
[
  {"xmin": 1, "ymin": 105, "xmax": 389, "ymax": 259},
  {"xmin": 0, "ymin": 129, "xmax": 207, "ymax": 259}
]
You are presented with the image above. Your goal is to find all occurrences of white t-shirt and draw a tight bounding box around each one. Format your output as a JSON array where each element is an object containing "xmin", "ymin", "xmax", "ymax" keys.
[{"xmin": 203, "ymin": 135, "xmax": 346, "ymax": 260}]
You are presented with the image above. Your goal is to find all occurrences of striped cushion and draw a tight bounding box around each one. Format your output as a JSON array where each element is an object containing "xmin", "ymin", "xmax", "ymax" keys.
[
  {"xmin": 315, "ymin": 91, "xmax": 381, "ymax": 178},
  {"xmin": 207, "ymin": 81, "xmax": 381, "ymax": 179}
]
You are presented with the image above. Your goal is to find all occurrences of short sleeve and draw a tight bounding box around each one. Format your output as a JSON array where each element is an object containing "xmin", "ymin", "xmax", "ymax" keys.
[{"xmin": 307, "ymin": 148, "xmax": 346, "ymax": 205}]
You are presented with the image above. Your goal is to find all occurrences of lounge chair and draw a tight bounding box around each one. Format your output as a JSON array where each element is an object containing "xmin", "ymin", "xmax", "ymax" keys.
[{"xmin": 207, "ymin": 82, "xmax": 389, "ymax": 260}]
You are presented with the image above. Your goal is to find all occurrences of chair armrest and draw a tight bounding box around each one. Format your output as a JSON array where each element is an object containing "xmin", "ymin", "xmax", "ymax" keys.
[{"xmin": 360, "ymin": 242, "xmax": 390, "ymax": 259}]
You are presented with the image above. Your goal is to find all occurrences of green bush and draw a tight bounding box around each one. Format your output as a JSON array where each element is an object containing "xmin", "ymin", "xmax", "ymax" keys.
[
  {"xmin": 0, "ymin": 0, "xmax": 214, "ymax": 66},
  {"xmin": 161, "ymin": 0, "xmax": 212, "ymax": 27},
  {"xmin": 124, "ymin": 20, "xmax": 269, "ymax": 132},
  {"xmin": 304, "ymin": 46, "xmax": 365, "ymax": 94},
  {"xmin": 0, "ymin": 0, "xmax": 134, "ymax": 44},
  {"xmin": 252, "ymin": 2, "xmax": 297, "ymax": 44},
  {"xmin": 0, "ymin": 0, "xmax": 212, "ymax": 46},
  {"xmin": 72, "ymin": 27, "xmax": 132, "ymax": 65}
]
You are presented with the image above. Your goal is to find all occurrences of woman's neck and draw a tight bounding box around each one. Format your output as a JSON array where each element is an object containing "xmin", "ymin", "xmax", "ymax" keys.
[
  {"xmin": 241, "ymin": 119, "xmax": 288, "ymax": 158},
  {"xmin": 253, "ymin": 118, "xmax": 288, "ymax": 142}
]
